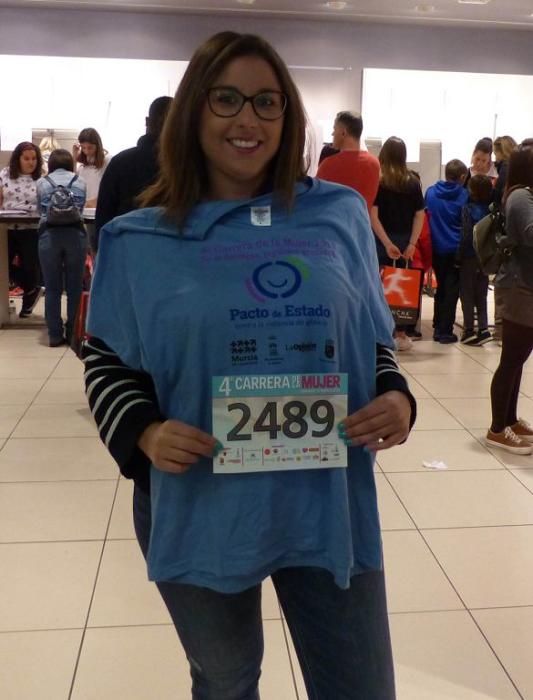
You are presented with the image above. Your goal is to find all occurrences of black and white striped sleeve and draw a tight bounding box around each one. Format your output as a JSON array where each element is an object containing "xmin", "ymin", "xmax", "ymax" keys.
[
  {"xmin": 81, "ymin": 337, "xmax": 163, "ymax": 492},
  {"xmin": 376, "ymin": 343, "xmax": 417, "ymax": 430}
]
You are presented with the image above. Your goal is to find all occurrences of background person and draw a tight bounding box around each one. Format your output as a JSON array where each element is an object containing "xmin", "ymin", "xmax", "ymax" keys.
[
  {"xmin": 83, "ymin": 31, "xmax": 416, "ymax": 700},
  {"xmin": 73, "ymin": 127, "xmax": 110, "ymax": 207},
  {"xmin": 317, "ymin": 111, "xmax": 380, "ymax": 214},
  {"xmin": 457, "ymin": 174, "xmax": 493, "ymax": 346},
  {"xmin": 0, "ymin": 141, "xmax": 44, "ymax": 318},
  {"xmin": 487, "ymin": 148, "xmax": 533, "ymax": 454},
  {"xmin": 370, "ymin": 136, "xmax": 425, "ymax": 351},
  {"xmin": 36, "ymin": 149, "xmax": 87, "ymax": 347},
  {"xmin": 94, "ymin": 96, "xmax": 172, "ymax": 252},
  {"xmin": 425, "ymin": 159, "xmax": 469, "ymax": 343}
]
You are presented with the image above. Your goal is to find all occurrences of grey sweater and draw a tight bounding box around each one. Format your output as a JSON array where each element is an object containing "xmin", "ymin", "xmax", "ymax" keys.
[{"xmin": 495, "ymin": 187, "xmax": 533, "ymax": 290}]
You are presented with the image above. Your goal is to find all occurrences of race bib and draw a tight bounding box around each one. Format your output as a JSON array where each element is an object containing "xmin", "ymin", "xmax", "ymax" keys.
[{"xmin": 212, "ymin": 373, "xmax": 348, "ymax": 473}]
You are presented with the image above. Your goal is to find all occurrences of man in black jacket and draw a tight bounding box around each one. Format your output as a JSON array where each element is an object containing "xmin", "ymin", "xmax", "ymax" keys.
[{"xmin": 93, "ymin": 95, "xmax": 172, "ymax": 252}]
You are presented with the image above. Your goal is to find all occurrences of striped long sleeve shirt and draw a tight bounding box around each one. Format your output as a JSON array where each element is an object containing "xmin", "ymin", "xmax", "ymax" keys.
[{"xmin": 82, "ymin": 338, "xmax": 416, "ymax": 494}]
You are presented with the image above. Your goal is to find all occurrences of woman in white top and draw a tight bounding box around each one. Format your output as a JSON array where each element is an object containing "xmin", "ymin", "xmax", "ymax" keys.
[
  {"xmin": 0, "ymin": 141, "xmax": 44, "ymax": 317},
  {"xmin": 73, "ymin": 127, "xmax": 110, "ymax": 207}
]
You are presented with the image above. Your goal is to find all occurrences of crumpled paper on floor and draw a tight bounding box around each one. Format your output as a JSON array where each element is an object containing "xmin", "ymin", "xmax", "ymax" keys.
[{"xmin": 422, "ymin": 459, "xmax": 448, "ymax": 470}]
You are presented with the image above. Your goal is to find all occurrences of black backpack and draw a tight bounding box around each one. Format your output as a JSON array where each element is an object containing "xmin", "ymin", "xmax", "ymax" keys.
[{"xmin": 45, "ymin": 175, "xmax": 82, "ymax": 227}]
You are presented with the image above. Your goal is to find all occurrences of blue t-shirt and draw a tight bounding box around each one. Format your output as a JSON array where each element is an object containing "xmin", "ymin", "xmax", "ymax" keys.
[{"xmin": 88, "ymin": 178, "xmax": 395, "ymax": 592}]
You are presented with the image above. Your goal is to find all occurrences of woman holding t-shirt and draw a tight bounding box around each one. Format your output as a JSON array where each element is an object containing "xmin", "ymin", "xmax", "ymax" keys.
[
  {"xmin": 83, "ymin": 32, "xmax": 417, "ymax": 699},
  {"xmin": 371, "ymin": 137, "xmax": 425, "ymax": 350}
]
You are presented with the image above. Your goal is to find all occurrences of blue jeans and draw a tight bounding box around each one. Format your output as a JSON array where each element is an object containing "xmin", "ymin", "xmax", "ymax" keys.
[
  {"xmin": 133, "ymin": 485, "xmax": 395, "ymax": 700},
  {"xmin": 38, "ymin": 227, "xmax": 87, "ymax": 341}
]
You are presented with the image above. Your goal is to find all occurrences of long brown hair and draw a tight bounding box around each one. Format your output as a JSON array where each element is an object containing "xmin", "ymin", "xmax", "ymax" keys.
[
  {"xmin": 8, "ymin": 142, "xmax": 43, "ymax": 180},
  {"xmin": 77, "ymin": 128, "xmax": 107, "ymax": 169},
  {"xmin": 379, "ymin": 136, "xmax": 414, "ymax": 191},
  {"xmin": 504, "ymin": 148, "xmax": 533, "ymax": 204},
  {"xmin": 140, "ymin": 31, "xmax": 308, "ymax": 226}
]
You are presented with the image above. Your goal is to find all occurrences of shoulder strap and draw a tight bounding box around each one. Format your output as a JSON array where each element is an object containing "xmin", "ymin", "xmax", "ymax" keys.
[
  {"xmin": 45, "ymin": 175, "xmax": 56, "ymax": 188},
  {"xmin": 67, "ymin": 175, "xmax": 78, "ymax": 188}
]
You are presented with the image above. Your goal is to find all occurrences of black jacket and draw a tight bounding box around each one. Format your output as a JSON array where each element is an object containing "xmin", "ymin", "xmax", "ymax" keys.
[{"xmin": 93, "ymin": 133, "xmax": 160, "ymax": 251}]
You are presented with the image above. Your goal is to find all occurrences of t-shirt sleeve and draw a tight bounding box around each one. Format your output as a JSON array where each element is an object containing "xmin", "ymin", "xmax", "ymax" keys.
[{"xmin": 87, "ymin": 225, "xmax": 143, "ymax": 370}]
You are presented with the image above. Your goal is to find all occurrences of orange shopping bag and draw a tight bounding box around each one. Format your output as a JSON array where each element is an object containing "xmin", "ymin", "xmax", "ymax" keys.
[{"xmin": 380, "ymin": 261, "xmax": 424, "ymax": 326}]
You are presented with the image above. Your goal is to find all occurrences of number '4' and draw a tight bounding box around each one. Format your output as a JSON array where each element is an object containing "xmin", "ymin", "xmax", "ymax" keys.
[
  {"xmin": 253, "ymin": 401, "xmax": 281, "ymax": 439},
  {"xmin": 218, "ymin": 377, "xmax": 231, "ymax": 397}
]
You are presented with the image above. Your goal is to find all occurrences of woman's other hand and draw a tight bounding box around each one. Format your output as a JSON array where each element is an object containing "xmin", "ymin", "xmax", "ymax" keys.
[
  {"xmin": 138, "ymin": 420, "xmax": 219, "ymax": 474},
  {"xmin": 385, "ymin": 242, "xmax": 402, "ymax": 260},
  {"xmin": 338, "ymin": 391, "xmax": 411, "ymax": 452}
]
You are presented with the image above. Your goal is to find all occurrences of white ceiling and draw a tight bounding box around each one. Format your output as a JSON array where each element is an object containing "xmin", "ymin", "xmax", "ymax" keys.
[{"xmin": 1, "ymin": 0, "xmax": 533, "ymax": 29}]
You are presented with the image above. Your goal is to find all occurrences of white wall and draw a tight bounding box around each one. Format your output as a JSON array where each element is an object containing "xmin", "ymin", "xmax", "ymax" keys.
[{"xmin": 1, "ymin": 7, "xmax": 533, "ymax": 156}]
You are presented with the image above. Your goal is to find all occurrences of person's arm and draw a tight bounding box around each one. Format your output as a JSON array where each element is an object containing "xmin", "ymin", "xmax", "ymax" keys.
[
  {"xmin": 82, "ymin": 337, "xmax": 219, "ymax": 490},
  {"xmin": 81, "ymin": 337, "xmax": 163, "ymax": 492},
  {"xmin": 403, "ymin": 210, "xmax": 425, "ymax": 260},
  {"xmin": 370, "ymin": 206, "xmax": 401, "ymax": 260},
  {"xmin": 339, "ymin": 343, "xmax": 416, "ymax": 451},
  {"xmin": 0, "ymin": 186, "xmax": 4, "ymax": 208}
]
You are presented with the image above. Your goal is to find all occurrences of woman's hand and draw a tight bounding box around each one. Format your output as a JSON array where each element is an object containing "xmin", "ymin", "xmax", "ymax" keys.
[
  {"xmin": 72, "ymin": 143, "xmax": 81, "ymax": 161},
  {"xmin": 138, "ymin": 420, "xmax": 220, "ymax": 474},
  {"xmin": 338, "ymin": 391, "xmax": 412, "ymax": 452},
  {"xmin": 403, "ymin": 242, "xmax": 416, "ymax": 260},
  {"xmin": 385, "ymin": 242, "xmax": 402, "ymax": 260}
]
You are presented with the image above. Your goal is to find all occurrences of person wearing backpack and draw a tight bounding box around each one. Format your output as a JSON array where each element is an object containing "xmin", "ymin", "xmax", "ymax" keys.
[
  {"xmin": 36, "ymin": 149, "xmax": 87, "ymax": 347},
  {"xmin": 486, "ymin": 147, "xmax": 533, "ymax": 454},
  {"xmin": 457, "ymin": 175, "xmax": 493, "ymax": 346}
]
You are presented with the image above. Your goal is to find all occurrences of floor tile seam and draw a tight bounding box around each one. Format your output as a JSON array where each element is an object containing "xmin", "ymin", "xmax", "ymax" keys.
[
  {"xmin": 2, "ymin": 435, "xmax": 102, "ymax": 441},
  {"xmin": 418, "ymin": 523, "xmax": 533, "ymax": 532},
  {"xmin": 463, "ymin": 607, "xmax": 526, "ymax": 700},
  {"xmin": 0, "ymin": 626, "xmax": 84, "ymax": 634},
  {"xmin": 0, "ymin": 478, "xmax": 119, "ymax": 485},
  {"xmin": 0, "ymin": 537, "xmax": 111, "ymax": 545},
  {"xmin": 2, "ymin": 352, "xmax": 75, "ymax": 441},
  {"xmin": 382, "ymin": 467, "xmax": 506, "ymax": 474},
  {"xmin": 279, "ymin": 613, "xmax": 301, "ymax": 700},
  {"xmin": 67, "ymin": 475, "xmax": 121, "ymax": 700}
]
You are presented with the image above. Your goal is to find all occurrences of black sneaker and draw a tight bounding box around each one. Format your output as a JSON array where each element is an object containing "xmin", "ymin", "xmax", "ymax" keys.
[
  {"xmin": 406, "ymin": 329, "xmax": 423, "ymax": 341},
  {"xmin": 438, "ymin": 333, "xmax": 458, "ymax": 344},
  {"xmin": 468, "ymin": 329, "xmax": 492, "ymax": 346},
  {"xmin": 49, "ymin": 337, "xmax": 66, "ymax": 348},
  {"xmin": 461, "ymin": 329, "xmax": 477, "ymax": 344},
  {"xmin": 19, "ymin": 287, "xmax": 44, "ymax": 318}
]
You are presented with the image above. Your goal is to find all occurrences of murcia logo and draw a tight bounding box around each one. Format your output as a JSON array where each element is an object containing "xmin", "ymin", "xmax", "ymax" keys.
[
  {"xmin": 246, "ymin": 257, "xmax": 310, "ymax": 303},
  {"xmin": 230, "ymin": 338, "xmax": 258, "ymax": 366}
]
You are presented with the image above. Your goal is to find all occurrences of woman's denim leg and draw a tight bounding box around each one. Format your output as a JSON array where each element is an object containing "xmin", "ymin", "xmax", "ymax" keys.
[
  {"xmin": 272, "ymin": 566, "xmax": 396, "ymax": 700},
  {"xmin": 38, "ymin": 230, "xmax": 64, "ymax": 340},
  {"xmin": 62, "ymin": 228, "xmax": 87, "ymax": 336},
  {"xmin": 133, "ymin": 485, "xmax": 263, "ymax": 700}
]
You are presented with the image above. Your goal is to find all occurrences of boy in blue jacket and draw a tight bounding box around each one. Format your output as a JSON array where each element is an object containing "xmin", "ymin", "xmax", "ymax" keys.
[{"xmin": 425, "ymin": 159, "xmax": 469, "ymax": 343}]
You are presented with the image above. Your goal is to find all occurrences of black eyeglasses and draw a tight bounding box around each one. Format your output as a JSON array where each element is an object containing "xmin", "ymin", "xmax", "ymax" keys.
[{"xmin": 206, "ymin": 86, "xmax": 287, "ymax": 121}]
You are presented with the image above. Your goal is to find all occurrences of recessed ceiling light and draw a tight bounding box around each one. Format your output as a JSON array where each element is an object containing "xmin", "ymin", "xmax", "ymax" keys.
[
  {"xmin": 415, "ymin": 3, "xmax": 435, "ymax": 11},
  {"xmin": 457, "ymin": 1, "xmax": 491, "ymax": 5},
  {"xmin": 325, "ymin": 1, "xmax": 347, "ymax": 9},
  {"xmin": 236, "ymin": 0, "xmax": 256, "ymax": 5}
]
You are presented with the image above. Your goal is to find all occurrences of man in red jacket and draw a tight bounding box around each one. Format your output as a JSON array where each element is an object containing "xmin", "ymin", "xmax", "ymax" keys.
[{"xmin": 317, "ymin": 111, "xmax": 380, "ymax": 215}]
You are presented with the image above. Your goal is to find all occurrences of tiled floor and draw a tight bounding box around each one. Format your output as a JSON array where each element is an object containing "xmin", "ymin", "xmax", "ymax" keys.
[{"xmin": 2, "ymin": 297, "xmax": 533, "ymax": 699}]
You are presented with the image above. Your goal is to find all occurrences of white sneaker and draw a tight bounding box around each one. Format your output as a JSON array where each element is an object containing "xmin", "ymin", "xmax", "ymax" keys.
[{"xmin": 395, "ymin": 335, "xmax": 413, "ymax": 352}]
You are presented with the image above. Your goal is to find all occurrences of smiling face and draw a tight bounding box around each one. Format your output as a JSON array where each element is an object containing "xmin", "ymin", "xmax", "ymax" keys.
[
  {"xmin": 252, "ymin": 261, "xmax": 302, "ymax": 299},
  {"xmin": 199, "ymin": 55, "xmax": 285, "ymax": 200},
  {"xmin": 19, "ymin": 148, "xmax": 37, "ymax": 175}
]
